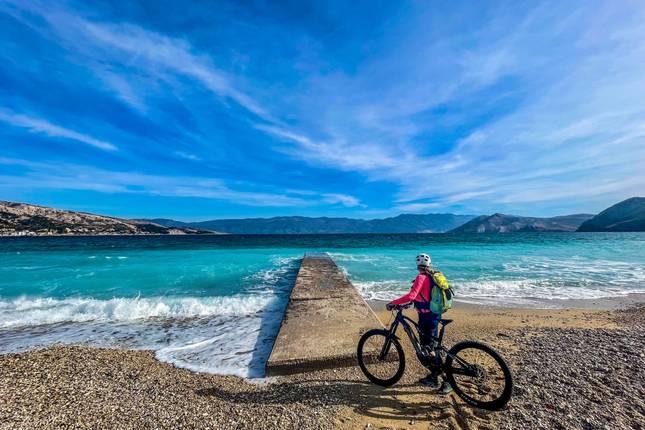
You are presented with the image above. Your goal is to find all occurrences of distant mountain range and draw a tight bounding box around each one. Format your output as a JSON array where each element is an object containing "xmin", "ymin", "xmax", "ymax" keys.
[
  {"xmin": 1, "ymin": 197, "xmax": 644, "ymax": 236},
  {"xmin": 449, "ymin": 213, "xmax": 594, "ymax": 233},
  {"xmin": 577, "ymin": 197, "xmax": 645, "ymax": 232},
  {"xmin": 0, "ymin": 201, "xmax": 213, "ymax": 236},
  {"xmin": 145, "ymin": 213, "xmax": 477, "ymax": 234},
  {"xmin": 448, "ymin": 197, "xmax": 645, "ymax": 233}
]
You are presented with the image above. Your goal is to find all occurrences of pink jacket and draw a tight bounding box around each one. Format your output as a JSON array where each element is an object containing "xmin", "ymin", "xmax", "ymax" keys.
[{"xmin": 390, "ymin": 273, "xmax": 432, "ymax": 313}]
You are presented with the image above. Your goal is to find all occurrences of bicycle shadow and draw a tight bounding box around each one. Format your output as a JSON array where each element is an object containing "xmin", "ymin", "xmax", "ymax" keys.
[{"xmin": 196, "ymin": 375, "xmax": 492, "ymax": 426}]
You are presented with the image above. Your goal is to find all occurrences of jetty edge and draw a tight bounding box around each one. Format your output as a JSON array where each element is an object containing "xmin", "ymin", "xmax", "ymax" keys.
[{"xmin": 265, "ymin": 252, "xmax": 384, "ymax": 376}]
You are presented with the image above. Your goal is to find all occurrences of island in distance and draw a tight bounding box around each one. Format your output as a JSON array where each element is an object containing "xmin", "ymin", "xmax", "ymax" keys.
[
  {"xmin": 0, "ymin": 201, "xmax": 214, "ymax": 236},
  {"xmin": 577, "ymin": 197, "xmax": 645, "ymax": 232},
  {"xmin": 449, "ymin": 213, "xmax": 594, "ymax": 233}
]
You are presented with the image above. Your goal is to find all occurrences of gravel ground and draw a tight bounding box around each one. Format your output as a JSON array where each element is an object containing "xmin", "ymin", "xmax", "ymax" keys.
[
  {"xmin": 494, "ymin": 306, "xmax": 645, "ymax": 430},
  {"xmin": 1, "ymin": 306, "xmax": 643, "ymax": 430},
  {"xmin": 493, "ymin": 327, "xmax": 645, "ymax": 429},
  {"xmin": 0, "ymin": 347, "xmax": 338, "ymax": 430}
]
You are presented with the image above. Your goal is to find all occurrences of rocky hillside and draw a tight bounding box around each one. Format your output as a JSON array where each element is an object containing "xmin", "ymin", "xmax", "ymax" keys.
[
  {"xmin": 577, "ymin": 197, "xmax": 645, "ymax": 232},
  {"xmin": 0, "ymin": 201, "xmax": 213, "ymax": 236},
  {"xmin": 449, "ymin": 213, "xmax": 593, "ymax": 233},
  {"xmin": 145, "ymin": 213, "xmax": 477, "ymax": 234}
]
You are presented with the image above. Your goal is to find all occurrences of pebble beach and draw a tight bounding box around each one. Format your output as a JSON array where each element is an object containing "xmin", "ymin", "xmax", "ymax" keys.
[{"xmin": 1, "ymin": 302, "xmax": 643, "ymax": 430}]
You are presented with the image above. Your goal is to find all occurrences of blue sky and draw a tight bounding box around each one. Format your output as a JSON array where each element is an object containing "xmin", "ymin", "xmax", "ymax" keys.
[{"xmin": 1, "ymin": 1, "xmax": 644, "ymax": 220}]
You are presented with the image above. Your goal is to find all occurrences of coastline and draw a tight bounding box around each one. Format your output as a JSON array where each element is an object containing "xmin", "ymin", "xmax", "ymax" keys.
[
  {"xmin": 369, "ymin": 291, "xmax": 645, "ymax": 312},
  {"xmin": 2, "ymin": 301, "xmax": 643, "ymax": 429},
  {"xmin": 0, "ymin": 232, "xmax": 223, "ymax": 237}
]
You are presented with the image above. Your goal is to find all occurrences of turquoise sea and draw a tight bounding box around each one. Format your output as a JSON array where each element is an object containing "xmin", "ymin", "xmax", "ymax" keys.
[{"xmin": 1, "ymin": 233, "xmax": 644, "ymax": 377}]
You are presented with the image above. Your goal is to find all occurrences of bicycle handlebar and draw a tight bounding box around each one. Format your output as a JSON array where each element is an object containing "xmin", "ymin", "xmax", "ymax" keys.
[{"xmin": 388, "ymin": 302, "xmax": 413, "ymax": 310}]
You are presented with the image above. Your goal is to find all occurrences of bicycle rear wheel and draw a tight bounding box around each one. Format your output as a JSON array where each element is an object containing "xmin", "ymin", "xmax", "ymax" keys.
[
  {"xmin": 357, "ymin": 329, "xmax": 405, "ymax": 387},
  {"xmin": 444, "ymin": 341, "xmax": 513, "ymax": 410}
]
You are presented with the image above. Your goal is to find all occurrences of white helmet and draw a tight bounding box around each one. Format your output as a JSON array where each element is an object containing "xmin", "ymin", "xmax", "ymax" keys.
[{"xmin": 416, "ymin": 253, "xmax": 432, "ymax": 267}]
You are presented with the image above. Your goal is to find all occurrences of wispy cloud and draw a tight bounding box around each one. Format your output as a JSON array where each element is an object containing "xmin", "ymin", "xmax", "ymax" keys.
[
  {"xmin": 1, "ymin": 0, "xmax": 276, "ymax": 124},
  {"xmin": 322, "ymin": 193, "xmax": 364, "ymax": 208},
  {"xmin": 1, "ymin": 1, "xmax": 644, "ymax": 217},
  {"xmin": 80, "ymin": 20, "xmax": 272, "ymax": 121},
  {"xmin": 252, "ymin": 2, "xmax": 645, "ymax": 214},
  {"xmin": 173, "ymin": 151, "xmax": 201, "ymax": 162},
  {"xmin": 0, "ymin": 109, "xmax": 117, "ymax": 151},
  {"xmin": 0, "ymin": 157, "xmax": 361, "ymax": 209}
]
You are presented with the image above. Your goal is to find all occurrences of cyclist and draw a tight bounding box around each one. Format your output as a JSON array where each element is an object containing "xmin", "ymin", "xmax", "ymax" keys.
[{"xmin": 386, "ymin": 253, "xmax": 453, "ymax": 393}]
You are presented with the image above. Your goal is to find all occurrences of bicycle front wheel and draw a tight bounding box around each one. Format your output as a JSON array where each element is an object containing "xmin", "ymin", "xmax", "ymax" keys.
[
  {"xmin": 444, "ymin": 341, "xmax": 513, "ymax": 410},
  {"xmin": 357, "ymin": 329, "xmax": 405, "ymax": 387}
]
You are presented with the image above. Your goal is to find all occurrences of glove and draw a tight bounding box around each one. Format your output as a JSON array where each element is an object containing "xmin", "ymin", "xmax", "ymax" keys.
[{"xmin": 386, "ymin": 303, "xmax": 395, "ymax": 311}]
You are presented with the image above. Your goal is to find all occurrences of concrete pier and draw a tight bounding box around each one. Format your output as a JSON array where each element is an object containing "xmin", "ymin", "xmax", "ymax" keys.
[{"xmin": 265, "ymin": 252, "xmax": 383, "ymax": 376}]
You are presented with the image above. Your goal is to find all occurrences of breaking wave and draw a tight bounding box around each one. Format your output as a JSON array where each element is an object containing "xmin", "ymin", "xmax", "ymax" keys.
[
  {"xmin": 0, "ymin": 256, "xmax": 300, "ymax": 378},
  {"xmin": 0, "ymin": 295, "xmax": 279, "ymax": 329}
]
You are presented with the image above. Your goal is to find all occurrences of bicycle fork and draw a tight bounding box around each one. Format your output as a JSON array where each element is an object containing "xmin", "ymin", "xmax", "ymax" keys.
[{"xmin": 378, "ymin": 318, "xmax": 400, "ymax": 360}]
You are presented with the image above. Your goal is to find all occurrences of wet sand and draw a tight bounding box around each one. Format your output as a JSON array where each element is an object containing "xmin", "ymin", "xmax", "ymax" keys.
[{"xmin": 1, "ymin": 301, "xmax": 643, "ymax": 429}]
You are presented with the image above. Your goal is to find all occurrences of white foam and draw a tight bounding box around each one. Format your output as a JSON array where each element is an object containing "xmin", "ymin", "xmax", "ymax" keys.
[
  {"xmin": 454, "ymin": 279, "xmax": 645, "ymax": 301},
  {"xmin": 328, "ymin": 252, "xmax": 382, "ymax": 263},
  {"xmin": 502, "ymin": 257, "xmax": 645, "ymax": 287},
  {"xmin": 351, "ymin": 278, "xmax": 645, "ymax": 304},
  {"xmin": 0, "ymin": 295, "xmax": 279, "ymax": 329},
  {"xmin": 352, "ymin": 280, "xmax": 408, "ymax": 301},
  {"xmin": 154, "ymin": 311, "xmax": 280, "ymax": 378},
  {"xmin": 0, "ymin": 294, "xmax": 289, "ymax": 378},
  {"xmin": 270, "ymin": 256, "xmax": 300, "ymax": 266}
]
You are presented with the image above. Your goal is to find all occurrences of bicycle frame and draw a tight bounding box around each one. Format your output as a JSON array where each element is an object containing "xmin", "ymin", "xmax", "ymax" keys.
[
  {"xmin": 390, "ymin": 308, "xmax": 445, "ymax": 350},
  {"xmin": 382, "ymin": 307, "xmax": 479, "ymax": 377}
]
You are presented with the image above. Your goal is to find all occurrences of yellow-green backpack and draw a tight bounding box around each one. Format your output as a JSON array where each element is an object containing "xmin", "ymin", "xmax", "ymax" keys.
[{"xmin": 428, "ymin": 270, "xmax": 453, "ymax": 314}]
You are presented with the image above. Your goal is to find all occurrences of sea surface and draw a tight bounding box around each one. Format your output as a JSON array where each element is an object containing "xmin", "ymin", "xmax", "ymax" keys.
[{"xmin": 1, "ymin": 233, "xmax": 644, "ymax": 377}]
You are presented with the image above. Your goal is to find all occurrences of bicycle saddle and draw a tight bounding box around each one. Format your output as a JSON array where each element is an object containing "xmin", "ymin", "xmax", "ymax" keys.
[{"xmin": 440, "ymin": 319, "xmax": 453, "ymax": 325}]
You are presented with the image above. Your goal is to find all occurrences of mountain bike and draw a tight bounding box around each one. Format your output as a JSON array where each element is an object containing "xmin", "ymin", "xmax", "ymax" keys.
[{"xmin": 356, "ymin": 303, "xmax": 513, "ymax": 410}]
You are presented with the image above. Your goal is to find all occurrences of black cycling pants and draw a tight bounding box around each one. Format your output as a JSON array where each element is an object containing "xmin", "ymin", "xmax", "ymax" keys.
[{"xmin": 418, "ymin": 312, "xmax": 441, "ymax": 347}]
